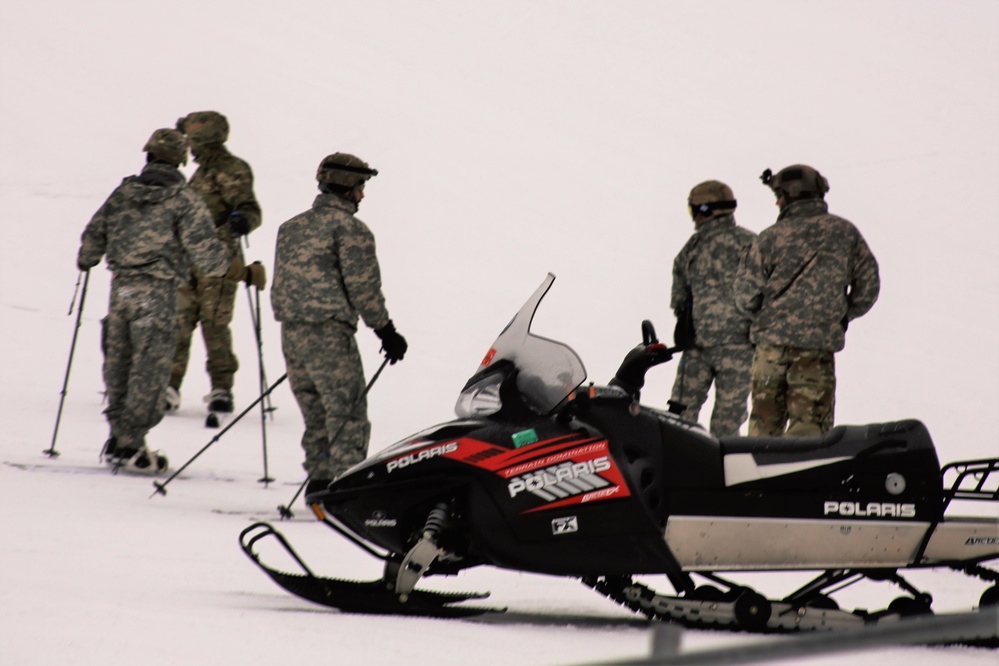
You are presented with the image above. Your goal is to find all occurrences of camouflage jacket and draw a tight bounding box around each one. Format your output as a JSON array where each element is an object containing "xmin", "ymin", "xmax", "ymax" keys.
[
  {"xmin": 734, "ymin": 199, "xmax": 880, "ymax": 352},
  {"xmin": 77, "ymin": 163, "xmax": 230, "ymax": 284},
  {"xmin": 188, "ymin": 145, "xmax": 262, "ymax": 260},
  {"xmin": 671, "ymin": 214, "xmax": 756, "ymax": 347},
  {"xmin": 270, "ymin": 193, "xmax": 391, "ymax": 331}
]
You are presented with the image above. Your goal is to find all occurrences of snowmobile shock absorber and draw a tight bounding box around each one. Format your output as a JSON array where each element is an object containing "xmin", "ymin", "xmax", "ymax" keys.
[
  {"xmin": 395, "ymin": 503, "xmax": 451, "ymax": 600},
  {"xmin": 422, "ymin": 502, "xmax": 449, "ymax": 538}
]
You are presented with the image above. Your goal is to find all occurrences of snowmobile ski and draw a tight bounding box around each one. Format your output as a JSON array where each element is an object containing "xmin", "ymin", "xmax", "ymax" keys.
[{"xmin": 239, "ymin": 522, "xmax": 496, "ymax": 617}]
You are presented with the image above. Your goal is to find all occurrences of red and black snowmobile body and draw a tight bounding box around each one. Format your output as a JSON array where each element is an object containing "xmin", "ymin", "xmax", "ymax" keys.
[{"xmin": 241, "ymin": 274, "xmax": 999, "ymax": 631}]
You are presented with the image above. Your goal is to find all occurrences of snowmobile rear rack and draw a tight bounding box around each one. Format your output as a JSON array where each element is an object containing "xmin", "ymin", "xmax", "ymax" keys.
[
  {"xmin": 238, "ymin": 522, "xmax": 496, "ymax": 617},
  {"xmin": 941, "ymin": 457, "xmax": 999, "ymax": 508}
]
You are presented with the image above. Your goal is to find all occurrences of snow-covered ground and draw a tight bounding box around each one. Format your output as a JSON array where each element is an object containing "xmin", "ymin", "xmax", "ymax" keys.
[{"xmin": 1, "ymin": 2, "xmax": 997, "ymax": 664}]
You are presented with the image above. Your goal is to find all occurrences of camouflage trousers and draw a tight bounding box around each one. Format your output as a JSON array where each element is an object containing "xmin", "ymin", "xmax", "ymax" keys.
[
  {"xmin": 670, "ymin": 343, "xmax": 753, "ymax": 437},
  {"xmin": 748, "ymin": 344, "xmax": 836, "ymax": 437},
  {"xmin": 170, "ymin": 275, "xmax": 239, "ymax": 391},
  {"xmin": 101, "ymin": 275, "xmax": 178, "ymax": 451},
  {"xmin": 281, "ymin": 320, "xmax": 370, "ymax": 480}
]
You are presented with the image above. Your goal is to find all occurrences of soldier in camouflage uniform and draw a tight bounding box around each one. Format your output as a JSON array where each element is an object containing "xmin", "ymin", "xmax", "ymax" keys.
[
  {"xmin": 168, "ymin": 111, "xmax": 265, "ymax": 416},
  {"xmin": 669, "ymin": 181, "xmax": 757, "ymax": 437},
  {"xmin": 77, "ymin": 129, "xmax": 240, "ymax": 472},
  {"xmin": 735, "ymin": 165, "xmax": 880, "ymax": 437},
  {"xmin": 271, "ymin": 153, "xmax": 408, "ymax": 492}
]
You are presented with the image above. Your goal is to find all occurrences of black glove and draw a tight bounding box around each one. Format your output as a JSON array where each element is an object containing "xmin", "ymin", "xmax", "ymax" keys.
[
  {"xmin": 228, "ymin": 212, "xmax": 250, "ymax": 236},
  {"xmin": 374, "ymin": 320, "xmax": 408, "ymax": 364}
]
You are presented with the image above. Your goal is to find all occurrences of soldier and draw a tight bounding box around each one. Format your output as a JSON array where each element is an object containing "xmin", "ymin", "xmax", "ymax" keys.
[
  {"xmin": 167, "ymin": 111, "xmax": 265, "ymax": 418},
  {"xmin": 735, "ymin": 165, "xmax": 880, "ymax": 437},
  {"xmin": 271, "ymin": 152, "xmax": 408, "ymax": 493},
  {"xmin": 669, "ymin": 181, "xmax": 757, "ymax": 437},
  {"xmin": 77, "ymin": 129, "xmax": 249, "ymax": 472}
]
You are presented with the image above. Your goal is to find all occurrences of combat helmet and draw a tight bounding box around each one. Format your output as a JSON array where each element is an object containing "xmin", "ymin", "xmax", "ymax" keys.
[
  {"xmin": 760, "ymin": 164, "xmax": 829, "ymax": 200},
  {"xmin": 316, "ymin": 153, "xmax": 379, "ymax": 189},
  {"xmin": 177, "ymin": 111, "xmax": 229, "ymax": 145},
  {"xmin": 143, "ymin": 128, "xmax": 189, "ymax": 166},
  {"xmin": 688, "ymin": 180, "xmax": 737, "ymax": 219}
]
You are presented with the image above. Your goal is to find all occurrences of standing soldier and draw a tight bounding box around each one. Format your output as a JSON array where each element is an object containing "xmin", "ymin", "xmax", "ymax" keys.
[
  {"xmin": 669, "ymin": 180, "xmax": 757, "ymax": 437},
  {"xmin": 167, "ymin": 110, "xmax": 265, "ymax": 419},
  {"xmin": 271, "ymin": 152, "xmax": 407, "ymax": 495},
  {"xmin": 735, "ymin": 164, "xmax": 880, "ymax": 437},
  {"xmin": 77, "ymin": 129, "xmax": 244, "ymax": 472}
]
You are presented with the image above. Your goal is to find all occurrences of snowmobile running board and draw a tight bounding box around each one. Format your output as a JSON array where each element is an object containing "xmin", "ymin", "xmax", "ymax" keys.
[{"xmin": 238, "ymin": 522, "xmax": 496, "ymax": 617}]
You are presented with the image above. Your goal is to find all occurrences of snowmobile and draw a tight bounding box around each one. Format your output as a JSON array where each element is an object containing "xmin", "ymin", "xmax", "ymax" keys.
[{"xmin": 241, "ymin": 273, "xmax": 999, "ymax": 632}]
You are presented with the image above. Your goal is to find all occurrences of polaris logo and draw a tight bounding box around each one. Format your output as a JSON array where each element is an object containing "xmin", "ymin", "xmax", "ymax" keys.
[
  {"xmin": 965, "ymin": 537, "xmax": 999, "ymax": 546},
  {"xmin": 823, "ymin": 501, "xmax": 916, "ymax": 519},
  {"xmin": 552, "ymin": 516, "xmax": 578, "ymax": 535},
  {"xmin": 508, "ymin": 456, "xmax": 612, "ymax": 501},
  {"xmin": 386, "ymin": 442, "xmax": 459, "ymax": 473},
  {"xmin": 364, "ymin": 511, "xmax": 397, "ymax": 528}
]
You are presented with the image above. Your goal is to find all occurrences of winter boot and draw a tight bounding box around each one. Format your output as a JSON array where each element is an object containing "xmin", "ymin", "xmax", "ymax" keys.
[
  {"xmin": 120, "ymin": 447, "xmax": 169, "ymax": 475},
  {"xmin": 164, "ymin": 386, "xmax": 181, "ymax": 413},
  {"xmin": 100, "ymin": 436, "xmax": 119, "ymax": 465},
  {"xmin": 205, "ymin": 388, "xmax": 233, "ymax": 413}
]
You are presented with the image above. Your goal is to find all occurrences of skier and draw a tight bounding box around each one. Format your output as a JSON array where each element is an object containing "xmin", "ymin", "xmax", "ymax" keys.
[
  {"xmin": 167, "ymin": 111, "xmax": 265, "ymax": 420},
  {"xmin": 669, "ymin": 180, "xmax": 757, "ymax": 437},
  {"xmin": 271, "ymin": 152, "xmax": 407, "ymax": 494},
  {"xmin": 735, "ymin": 164, "xmax": 880, "ymax": 436},
  {"xmin": 77, "ymin": 128, "xmax": 250, "ymax": 471}
]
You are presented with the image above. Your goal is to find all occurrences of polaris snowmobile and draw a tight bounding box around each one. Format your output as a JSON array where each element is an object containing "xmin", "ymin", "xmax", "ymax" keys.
[{"xmin": 241, "ymin": 274, "xmax": 999, "ymax": 632}]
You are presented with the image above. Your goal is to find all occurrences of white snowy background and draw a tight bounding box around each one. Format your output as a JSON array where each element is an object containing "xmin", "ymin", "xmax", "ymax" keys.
[{"xmin": 1, "ymin": 1, "xmax": 997, "ymax": 664}]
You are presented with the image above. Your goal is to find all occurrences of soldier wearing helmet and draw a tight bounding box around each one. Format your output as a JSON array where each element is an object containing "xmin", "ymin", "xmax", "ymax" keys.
[
  {"xmin": 734, "ymin": 164, "xmax": 880, "ymax": 436},
  {"xmin": 76, "ymin": 129, "xmax": 241, "ymax": 472},
  {"xmin": 167, "ymin": 111, "xmax": 265, "ymax": 419},
  {"xmin": 271, "ymin": 152, "xmax": 407, "ymax": 494},
  {"xmin": 668, "ymin": 180, "xmax": 757, "ymax": 437}
]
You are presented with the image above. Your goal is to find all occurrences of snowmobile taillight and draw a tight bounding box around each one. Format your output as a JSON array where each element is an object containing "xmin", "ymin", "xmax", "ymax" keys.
[{"xmin": 309, "ymin": 503, "xmax": 327, "ymax": 521}]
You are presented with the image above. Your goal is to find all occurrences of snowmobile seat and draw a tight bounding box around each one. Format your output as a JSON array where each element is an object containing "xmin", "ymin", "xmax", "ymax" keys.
[{"xmin": 718, "ymin": 419, "xmax": 937, "ymax": 467}]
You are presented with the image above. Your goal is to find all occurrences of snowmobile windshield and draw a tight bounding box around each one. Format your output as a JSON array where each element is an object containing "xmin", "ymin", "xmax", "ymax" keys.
[{"xmin": 455, "ymin": 273, "xmax": 586, "ymax": 417}]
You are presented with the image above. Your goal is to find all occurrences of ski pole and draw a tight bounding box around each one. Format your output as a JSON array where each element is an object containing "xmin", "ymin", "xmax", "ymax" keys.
[
  {"xmin": 241, "ymin": 266, "xmax": 274, "ymax": 481},
  {"xmin": 45, "ymin": 270, "xmax": 90, "ymax": 458},
  {"xmin": 150, "ymin": 373, "xmax": 287, "ymax": 498},
  {"xmin": 237, "ymin": 243, "xmax": 275, "ymax": 484},
  {"xmin": 278, "ymin": 357, "xmax": 390, "ymax": 519}
]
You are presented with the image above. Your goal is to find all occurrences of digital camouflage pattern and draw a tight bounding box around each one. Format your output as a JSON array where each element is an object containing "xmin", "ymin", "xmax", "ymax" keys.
[
  {"xmin": 734, "ymin": 198, "xmax": 880, "ymax": 352},
  {"xmin": 170, "ymin": 277, "xmax": 239, "ymax": 391},
  {"xmin": 77, "ymin": 162, "xmax": 229, "ymax": 282},
  {"xmin": 100, "ymin": 277, "xmax": 178, "ymax": 451},
  {"xmin": 669, "ymin": 213, "xmax": 757, "ymax": 436},
  {"xmin": 272, "ymin": 190, "xmax": 395, "ymax": 480},
  {"xmin": 170, "ymin": 136, "xmax": 262, "ymax": 395},
  {"xmin": 271, "ymin": 193, "xmax": 390, "ymax": 330},
  {"xmin": 671, "ymin": 213, "xmax": 757, "ymax": 347},
  {"xmin": 179, "ymin": 111, "xmax": 229, "ymax": 146},
  {"xmin": 749, "ymin": 344, "xmax": 835, "ymax": 436},
  {"xmin": 281, "ymin": 320, "xmax": 371, "ymax": 479},
  {"xmin": 735, "ymin": 197, "xmax": 878, "ymax": 437},
  {"xmin": 78, "ymin": 161, "xmax": 230, "ymax": 452},
  {"xmin": 671, "ymin": 343, "xmax": 754, "ymax": 437},
  {"xmin": 143, "ymin": 128, "xmax": 189, "ymax": 166},
  {"xmin": 187, "ymin": 144, "xmax": 262, "ymax": 257}
]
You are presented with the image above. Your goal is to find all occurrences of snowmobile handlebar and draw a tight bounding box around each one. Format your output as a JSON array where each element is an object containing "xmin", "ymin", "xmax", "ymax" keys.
[{"xmin": 608, "ymin": 320, "xmax": 677, "ymax": 399}]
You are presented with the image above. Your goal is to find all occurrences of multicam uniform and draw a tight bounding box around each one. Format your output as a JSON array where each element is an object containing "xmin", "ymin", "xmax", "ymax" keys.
[
  {"xmin": 77, "ymin": 162, "xmax": 230, "ymax": 453},
  {"xmin": 670, "ymin": 213, "xmax": 757, "ymax": 437},
  {"xmin": 271, "ymin": 193, "xmax": 392, "ymax": 480},
  {"xmin": 169, "ymin": 145, "xmax": 261, "ymax": 395},
  {"xmin": 735, "ymin": 198, "xmax": 880, "ymax": 436}
]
